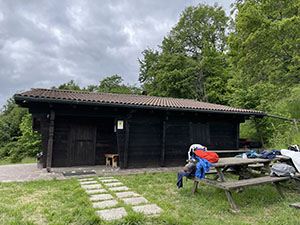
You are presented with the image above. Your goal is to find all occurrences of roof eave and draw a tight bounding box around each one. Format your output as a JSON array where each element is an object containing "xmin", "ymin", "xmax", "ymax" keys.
[{"xmin": 14, "ymin": 95, "xmax": 266, "ymax": 117}]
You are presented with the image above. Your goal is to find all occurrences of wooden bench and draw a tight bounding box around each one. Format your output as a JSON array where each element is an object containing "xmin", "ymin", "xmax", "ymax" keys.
[
  {"xmin": 191, "ymin": 174, "xmax": 300, "ymax": 211},
  {"xmin": 105, "ymin": 154, "xmax": 119, "ymax": 168}
]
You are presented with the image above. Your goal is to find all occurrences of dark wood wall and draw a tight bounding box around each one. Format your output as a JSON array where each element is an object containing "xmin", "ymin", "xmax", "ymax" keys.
[
  {"xmin": 122, "ymin": 113, "xmax": 240, "ymax": 168},
  {"xmin": 127, "ymin": 114, "xmax": 162, "ymax": 168},
  {"xmin": 26, "ymin": 102, "xmax": 243, "ymax": 169}
]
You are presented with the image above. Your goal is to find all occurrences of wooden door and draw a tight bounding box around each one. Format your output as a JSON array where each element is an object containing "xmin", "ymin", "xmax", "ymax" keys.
[
  {"xmin": 71, "ymin": 121, "xmax": 96, "ymax": 166},
  {"xmin": 95, "ymin": 118, "xmax": 117, "ymax": 165}
]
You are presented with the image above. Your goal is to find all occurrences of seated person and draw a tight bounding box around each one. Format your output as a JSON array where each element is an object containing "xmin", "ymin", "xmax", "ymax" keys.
[{"xmin": 177, "ymin": 161, "xmax": 196, "ymax": 189}]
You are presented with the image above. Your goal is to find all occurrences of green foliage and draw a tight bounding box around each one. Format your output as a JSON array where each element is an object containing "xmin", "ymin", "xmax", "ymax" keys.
[
  {"xmin": 12, "ymin": 114, "xmax": 41, "ymax": 162},
  {"xmin": 229, "ymin": 0, "xmax": 300, "ymax": 86},
  {"xmin": 52, "ymin": 76, "xmax": 142, "ymax": 95},
  {"xmin": 97, "ymin": 75, "xmax": 141, "ymax": 94},
  {"xmin": 139, "ymin": 3, "xmax": 230, "ymax": 104},
  {"xmin": 0, "ymin": 99, "xmax": 41, "ymax": 163},
  {"xmin": 266, "ymin": 84, "xmax": 300, "ymax": 149},
  {"xmin": 228, "ymin": 0, "xmax": 300, "ymax": 146},
  {"xmin": 52, "ymin": 80, "xmax": 81, "ymax": 91},
  {"xmin": 140, "ymin": 52, "xmax": 202, "ymax": 99},
  {"xmin": 162, "ymin": 3, "xmax": 228, "ymax": 54},
  {"xmin": 0, "ymin": 98, "xmax": 27, "ymax": 143}
]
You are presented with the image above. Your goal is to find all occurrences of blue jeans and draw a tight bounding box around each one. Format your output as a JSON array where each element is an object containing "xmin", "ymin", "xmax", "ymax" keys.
[{"xmin": 177, "ymin": 171, "xmax": 193, "ymax": 188}]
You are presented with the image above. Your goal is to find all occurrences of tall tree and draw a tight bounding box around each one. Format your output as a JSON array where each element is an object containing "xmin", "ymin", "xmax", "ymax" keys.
[
  {"xmin": 52, "ymin": 80, "xmax": 81, "ymax": 91},
  {"xmin": 228, "ymin": 0, "xmax": 300, "ymax": 145},
  {"xmin": 139, "ymin": 3, "xmax": 230, "ymax": 104},
  {"xmin": 229, "ymin": 0, "xmax": 300, "ymax": 89},
  {"xmin": 96, "ymin": 75, "xmax": 141, "ymax": 94},
  {"xmin": 52, "ymin": 76, "xmax": 141, "ymax": 95}
]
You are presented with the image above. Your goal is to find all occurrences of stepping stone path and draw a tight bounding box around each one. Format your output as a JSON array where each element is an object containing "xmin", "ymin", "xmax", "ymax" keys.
[
  {"xmin": 77, "ymin": 176, "xmax": 162, "ymax": 221},
  {"xmin": 85, "ymin": 189, "xmax": 107, "ymax": 194},
  {"xmin": 103, "ymin": 182, "xmax": 123, "ymax": 187},
  {"xmin": 81, "ymin": 184, "xmax": 103, "ymax": 190},
  {"xmin": 101, "ymin": 179, "xmax": 119, "ymax": 183},
  {"xmin": 109, "ymin": 186, "xmax": 129, "ymax": 191},
  {"xmin": 115, "ymin": 191, "xmax": 140, "ymax": 198},
  {"xmin": 122, "ymin": 197, "xmax": 148, "ymax": 205},
  {"xmin": 79, "ymin": 180, "xmax": 98, "ymax": 185},
  {"xmin": 90, "ymin": 193, "xmax": 113, "ymax": 201}
]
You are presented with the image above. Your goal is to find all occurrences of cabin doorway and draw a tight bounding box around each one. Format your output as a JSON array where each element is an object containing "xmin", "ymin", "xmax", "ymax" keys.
[
  {"xmin": 70, "ymin": 120, "xmax": 96, "ymax": 166},
  {"xmin": 95, "ymin": 118, "xmax": 117, "ymax": 165}
]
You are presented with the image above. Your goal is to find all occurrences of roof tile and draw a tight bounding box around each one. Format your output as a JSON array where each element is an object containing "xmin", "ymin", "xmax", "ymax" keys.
[{"xmin": 15, "ymin": 88, "xmax": 264, "ymax": 115}]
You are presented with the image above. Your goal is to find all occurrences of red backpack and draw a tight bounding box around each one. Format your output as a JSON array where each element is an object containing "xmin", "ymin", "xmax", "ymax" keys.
[{"xmin": 194, "ymin": 150, "xmax": 219, "ymax": 163}]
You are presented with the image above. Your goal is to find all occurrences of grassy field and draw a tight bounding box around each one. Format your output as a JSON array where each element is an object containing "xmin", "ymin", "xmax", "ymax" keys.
[
  {"xmin": 0, "ymin": 157, "xmax": 36, "ymax": 165},
  {"xmin": 1, "ymin": 172, "xmax": 300, "ymax": 224}
]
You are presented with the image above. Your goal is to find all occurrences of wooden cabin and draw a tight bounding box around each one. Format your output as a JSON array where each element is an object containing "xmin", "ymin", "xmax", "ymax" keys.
[{"xmin": 14, "ymin": 88, "xmax": 265, "ymax": 169}]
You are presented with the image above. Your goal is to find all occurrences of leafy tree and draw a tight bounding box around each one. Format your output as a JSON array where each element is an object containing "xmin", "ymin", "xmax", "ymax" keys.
[
  {"xmin": 139, "ymin": 3, "xmax": 230, "ymax": 104},
  {"xmin": 228, "ymin": 0, "xmax": 300, "ymax": 146},
  {"xmin": 229, "ymin": 0, "xmax": 300, "ymax": 88},
  {"xmin": 0, "ymin": 99, "xmax": 27, "ymax": 143},
  {"xmin": 97, "ymin": 75, "xmax": 141, "ymax": 94},
  {"xmin": 52, "ymin": 76, "xmax": 141, "ymax": 95},
  {"xmin": 9, "ymin": 114, "xmax": 41, "ymax": 162},
  {"xmin": 52, "ymin": 80, "xmax": 82, "ymax": 91},
  {"xmin": 0, "ymin": 99, "xmax": 29, "ymax": 161},
  {"xmin": 161, "ymin": 3, "xmax": 228, "ymax": 55}
]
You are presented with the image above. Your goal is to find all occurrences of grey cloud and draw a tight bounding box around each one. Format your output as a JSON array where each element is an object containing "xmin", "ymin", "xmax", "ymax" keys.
[{"xmin": 0, "ymin": 0, "xmax": 233, "ymax": 109}]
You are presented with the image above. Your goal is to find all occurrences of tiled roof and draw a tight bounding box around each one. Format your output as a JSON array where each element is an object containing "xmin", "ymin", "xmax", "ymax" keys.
[{"xmin": 14, "ymin": 88, "xmax": 265, "ymax": 115}]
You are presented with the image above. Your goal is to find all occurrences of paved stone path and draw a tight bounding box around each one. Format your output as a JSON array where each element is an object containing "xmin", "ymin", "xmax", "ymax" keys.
[
  {"xmin": 0, "ymin": 163, "xmax": 181, "ymax": 182},
  {"xmin": 78, "ymin": 176, "xmax": 162, "ymax": 221}
]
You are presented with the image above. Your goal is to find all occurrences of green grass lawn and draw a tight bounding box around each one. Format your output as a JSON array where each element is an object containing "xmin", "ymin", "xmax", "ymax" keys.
[
  {"xmin": 0, "ymin": 157, "xmax": 36, "ymax": 165},
  {"xmin": 1, "ymin": 172, "xmax": 300, "ymax": 225}
]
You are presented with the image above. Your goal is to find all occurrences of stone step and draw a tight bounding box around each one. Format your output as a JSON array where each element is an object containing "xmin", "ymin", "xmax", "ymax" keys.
[
  {"xmin": 122, "ymin": 197, "xmax": 148, "ymax": 205},
  {"xmin": 92, "ymin": 200, "xmax": 119, "ymax": 209},
  {"xmin": 85, "ymin": 189, "xmax": 107, "ymax": 194},
  {"xmin": 78, "ymin": 177, "xmax": 95, "ymax": 181},
  {"xmin": 79, "ymin": 181, "xmax": 98, "ymax": 185},
  {"xmin": 96, "ymin": 207, "xmax": 127, "ymax": 221},
  {"xmin": 100, "ymin": 179, "xmax": 119, "ymax": 183},
  {"xmin": 132, "ymin": 204, "xmax": 162, "ymax": 215},
  {"xmin": 109, "ymin": 186, "xmax": 129, "ymax": 192},
  {"xmin": 104, "ymin": 182, "xmax": 123, "ymax": 187},
  {"xmin": 81, "ymin": 184, "xmax": 102, "ymax": 190},
  {"xmin": 90, "ymin": 194, "xmax": 113, "ymax": 201},
  {"xmin": 115, "ymin": 191, "xmax": 140, "ymax": 198}
]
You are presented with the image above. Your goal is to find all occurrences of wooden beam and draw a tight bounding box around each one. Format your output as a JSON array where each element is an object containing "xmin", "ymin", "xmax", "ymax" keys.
[
  {"xmin": 123, "ymin": 120, "xmax": 130, "ymax": 168},
  {"xmin": 46, "ymin": 110, "xmax": 55, "ymax": 172},
  {"xmin": 160, "ymin": 120, "xmax": 166, "ymax": 166}
]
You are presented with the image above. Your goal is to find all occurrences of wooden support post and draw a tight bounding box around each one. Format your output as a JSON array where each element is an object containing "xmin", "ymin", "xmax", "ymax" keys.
[
  {"xmin": 123, "ymin": 120, "xmax": 130, "ymax": 168},
  {"xmin": 293, "ymin": 119, "xmax": 299, "ymax": 132},
  {"xmin": 216, "ymin": 168, "xmax": 226, "ymax": 182},
  {"xmin": 274, "ymin": 182, "xmax": 285, "ymax": 199},
  {"xmin": 225, "ymin": 190, "xmax": 238, "ymax": 212},
  {"xmin": 160, "ymin": 121, "xmax": 166, "ymax": 166},
  {"xmin": 216, "ymin": 167, "xmax": 238, "ymax": 211},
  {"xmin": 192, "ymin": 180, "xmax": 199, "ymax": 194},
  {"xmin": 263, "ymin": 162, "xmax": 271, "ymax": 174},
  {"xmin": 294, "ymin": 178, "xmax": 300, "ymax": 193},
  {"xmin": 46, "ymin": 110, "xmax": 55, "ymax": 172}
]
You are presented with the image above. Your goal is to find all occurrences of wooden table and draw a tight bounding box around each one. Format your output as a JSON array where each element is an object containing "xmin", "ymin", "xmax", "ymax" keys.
[
  {"xmin": 105, "ymin": 154, "xmax": 119, "ymax": 168},
  {"xmin": 190, "ymin": 156, "xmax": 299, "ymax": 211}
]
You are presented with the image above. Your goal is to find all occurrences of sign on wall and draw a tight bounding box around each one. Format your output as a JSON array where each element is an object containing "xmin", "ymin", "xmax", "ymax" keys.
[{"xmin": 117, "ymin": 120, "xmax": 124, "ymax": 129}]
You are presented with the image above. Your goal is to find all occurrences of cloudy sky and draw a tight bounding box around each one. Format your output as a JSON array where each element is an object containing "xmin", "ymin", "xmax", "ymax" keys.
[{"xmin": 0, "ymin": 0, "xmax": 233, "ymax": 109}]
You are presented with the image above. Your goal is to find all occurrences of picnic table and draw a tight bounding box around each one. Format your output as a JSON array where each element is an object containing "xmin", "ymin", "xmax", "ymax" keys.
[{"xmin": 190, "ymin": 156, "xmax": 300, "ymax": 211}]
